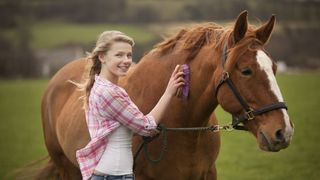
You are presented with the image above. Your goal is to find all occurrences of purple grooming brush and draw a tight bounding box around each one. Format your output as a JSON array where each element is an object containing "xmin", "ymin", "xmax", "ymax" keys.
[{"xmin": 176, "ymin": 64, "xmax": 190, "ymax": 100}]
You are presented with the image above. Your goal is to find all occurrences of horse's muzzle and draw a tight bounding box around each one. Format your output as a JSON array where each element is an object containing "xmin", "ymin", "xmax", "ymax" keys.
[{"xmin": 258, "ymin": 128, "xmax": 293, "ymax": 152}]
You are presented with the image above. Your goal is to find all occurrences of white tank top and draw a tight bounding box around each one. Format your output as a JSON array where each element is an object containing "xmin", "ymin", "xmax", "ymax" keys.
[{"xmin": 95, "ymin": 125, "xmax": 133, "ymax": 175}]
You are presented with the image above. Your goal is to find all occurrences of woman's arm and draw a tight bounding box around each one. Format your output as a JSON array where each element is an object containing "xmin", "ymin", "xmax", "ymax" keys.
[
  {"xmin": 99, "ymin": 65, "xmax": 184, "ymax": 136},
  {"xmin": 148, "ymin": 65, "xmax": 185, "ymax": 123}
]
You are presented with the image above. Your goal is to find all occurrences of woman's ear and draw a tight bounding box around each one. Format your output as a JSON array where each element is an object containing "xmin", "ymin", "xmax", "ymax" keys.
[{"xmin": 98, "ymin": 52, "xmax": 106, "ymax": 64}]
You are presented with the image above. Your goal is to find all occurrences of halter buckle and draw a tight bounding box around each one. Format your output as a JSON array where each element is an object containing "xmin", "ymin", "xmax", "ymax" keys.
[
  {"xmin": 245, "ymin": 109, "xmax": 255, "ymax": 120},
  {"xmin": 221, "ymin": 71, "xmax": 230, "ymax": 81}
]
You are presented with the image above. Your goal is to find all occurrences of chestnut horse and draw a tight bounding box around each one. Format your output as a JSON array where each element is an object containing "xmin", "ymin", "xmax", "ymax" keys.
[{"xmin": 40, "ymin": 11, "xmax": 294, "ymax": 180}]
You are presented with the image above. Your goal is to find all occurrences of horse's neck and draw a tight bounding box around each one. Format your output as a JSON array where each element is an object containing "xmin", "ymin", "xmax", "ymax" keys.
[
  {"xmin": 187, "ymin": 58, "xmax": 219, "ymax": 125},
  {"xmin": 121, "ymin": 51, "xmax": 219, "ymax": 127}
]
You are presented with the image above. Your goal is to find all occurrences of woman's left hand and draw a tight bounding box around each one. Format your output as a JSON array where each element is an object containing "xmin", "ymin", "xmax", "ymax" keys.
[{"xmin": 164, "ymin": 65, "xmax": 185, "ymax": 97}]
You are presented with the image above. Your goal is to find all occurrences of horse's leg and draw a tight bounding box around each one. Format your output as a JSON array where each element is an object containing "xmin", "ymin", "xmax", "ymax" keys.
[
  {"xmin": 42, "ymin": 59, "xmax": 89, "ymax": 179},
  {"xmin": 55, "ymin": 89, "xmax": 93, "ymax": 180},
  {"xmin": 41, "ymin": 86, "xmax": 64, "ymax": 179},
  {"xmin": 41, "ymin": 90, "xmax": 82, "ymax": 179},
  {"xmin": 206, "ymin": 112, "xmax": 219, "ymax": 180},
  {"xmin": 45, "ymin": 147, "xmax": 81, "ymax": 180},
  {"xmin": 41, "ymin": 72, "xmax": 85, "ymax": 179},
  {"xmin": 206, "ymin": 164, "xmax": 217, "ymax": 180},
  {"xmin": 54, "ymin": 155, "xmax": 81, "ymax": 180}
]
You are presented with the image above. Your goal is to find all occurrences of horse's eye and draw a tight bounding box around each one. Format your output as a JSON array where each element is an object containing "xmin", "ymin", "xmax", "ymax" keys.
[{"xmin": 241, "ymin": 68, "xmax": 252, "ymax": 76}]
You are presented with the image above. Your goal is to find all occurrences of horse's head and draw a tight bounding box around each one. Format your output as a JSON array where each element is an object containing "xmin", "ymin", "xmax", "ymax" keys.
[{"xmin": 214, "ymin": 11, "xmax": 294, "ymax": 152}]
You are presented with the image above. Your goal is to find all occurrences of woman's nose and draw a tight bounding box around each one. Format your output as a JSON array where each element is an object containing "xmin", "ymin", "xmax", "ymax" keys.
[{"xmin": 123, "ymin": 57, "xmax": 132, "ymax": 64}]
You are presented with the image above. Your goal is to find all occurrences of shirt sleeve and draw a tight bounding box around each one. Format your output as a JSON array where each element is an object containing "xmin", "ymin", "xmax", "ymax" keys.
[{"xmin": 99, "ymin": 87, "xmax": 157, "ymax": 136}]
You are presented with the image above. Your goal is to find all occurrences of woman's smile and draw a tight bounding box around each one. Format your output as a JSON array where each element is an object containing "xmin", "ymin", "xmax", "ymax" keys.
[{"xmin": 118, "ymin": 65, "xmax": 131, "ymax": 72}]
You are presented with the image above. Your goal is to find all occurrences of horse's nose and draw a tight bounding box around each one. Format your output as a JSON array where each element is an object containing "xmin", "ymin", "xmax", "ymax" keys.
[
  {"xmin": 274, "ymin": 129, "xmax": 285, "ymax": 144},
  {"xmin": 259, "ymin": 121, "xmax": 294, "ymax": 152},
  {"xmin": 273, "ymin": 128, "xmax": 293, "ymax": 150}
]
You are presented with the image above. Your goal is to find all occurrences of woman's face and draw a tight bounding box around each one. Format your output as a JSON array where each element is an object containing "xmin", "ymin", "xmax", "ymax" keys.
[{"xmin": 99, "ymin": 41, "xmax": 133, "ymax": 80}]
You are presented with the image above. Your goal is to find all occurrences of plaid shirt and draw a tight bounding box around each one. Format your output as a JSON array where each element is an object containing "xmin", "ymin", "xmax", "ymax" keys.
[{"xmin": 76, "ymin": 75, "xmax": 157, "ymax": 180}]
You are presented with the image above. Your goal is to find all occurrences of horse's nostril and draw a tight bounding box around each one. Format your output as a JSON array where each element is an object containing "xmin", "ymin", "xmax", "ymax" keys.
[{"xmin": 275, "ymin": 129, "xmax": 285, "ymax": 143}]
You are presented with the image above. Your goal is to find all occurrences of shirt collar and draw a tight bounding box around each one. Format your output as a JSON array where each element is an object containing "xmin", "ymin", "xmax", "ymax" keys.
[{"xmin": 95, "ymin": 75, "xmax": 114, "ymax": 86}]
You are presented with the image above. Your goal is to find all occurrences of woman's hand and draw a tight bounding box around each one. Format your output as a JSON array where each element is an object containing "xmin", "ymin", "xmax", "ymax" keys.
[
  {"xmin": 148, "ymin": 65, "xmax": 185, "ymax": 123},
  {"xmin": 164, "ymin": 65, "xmax": 185, "ymax": 97}
]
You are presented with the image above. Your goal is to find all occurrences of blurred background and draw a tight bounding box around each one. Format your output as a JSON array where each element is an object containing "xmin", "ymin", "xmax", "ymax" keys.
[
  {"xmin": 1, "ymin": 0, "xmax": 320, "ymax": 78},
  {"xmin": 0, "ymin": 0, "xmax": 319, "ymax": 179}
]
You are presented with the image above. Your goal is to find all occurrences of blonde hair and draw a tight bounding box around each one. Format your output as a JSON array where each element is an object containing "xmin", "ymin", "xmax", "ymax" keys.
[{"xmin": 71, "ymin": 30, "xmax": 134, "ymax": 108}]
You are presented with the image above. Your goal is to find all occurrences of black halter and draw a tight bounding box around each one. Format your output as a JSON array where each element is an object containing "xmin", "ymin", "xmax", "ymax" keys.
[{"xmin": 215, "ymin": 42, "xmax": 288, "ymax": 131}]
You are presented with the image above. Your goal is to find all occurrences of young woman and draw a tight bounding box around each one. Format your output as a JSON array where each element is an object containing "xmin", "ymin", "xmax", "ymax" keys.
[{"xmin": 75, "ymin": 31, "xmax": 185, "ymax": 180}]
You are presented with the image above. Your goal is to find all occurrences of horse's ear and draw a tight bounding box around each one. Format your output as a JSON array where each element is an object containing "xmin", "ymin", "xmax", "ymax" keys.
[
  {"xmin": 233, "ymin": 10, "xmax": 248, "ymax": 44},
  {"xmin": 256, "ymin": 15, "xmax": 276, "ymax": 44}
]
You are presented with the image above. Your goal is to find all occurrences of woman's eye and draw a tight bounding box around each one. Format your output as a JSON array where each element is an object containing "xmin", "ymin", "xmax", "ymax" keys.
[{"xmin": 241, "ymin": 68, "xmax": 252, "ymax": 76}]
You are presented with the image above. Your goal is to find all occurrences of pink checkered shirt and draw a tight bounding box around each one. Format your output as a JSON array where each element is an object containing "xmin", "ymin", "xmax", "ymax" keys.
[{"xmin": 76, "ymin": 75, "xmax": 157, "ymax": 180}]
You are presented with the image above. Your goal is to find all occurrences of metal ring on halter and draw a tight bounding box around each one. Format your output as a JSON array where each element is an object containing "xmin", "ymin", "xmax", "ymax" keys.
[
  {"xmin": 220, "ymin": 124, "xmax": 234, "ymax": 132},
  {"xmin": 221, "ymin": 71, "xmax": 230, "ymax": 81},
  {"xmin": 245, "ymin": 108, "xmax": 255, "ymax": 120}
]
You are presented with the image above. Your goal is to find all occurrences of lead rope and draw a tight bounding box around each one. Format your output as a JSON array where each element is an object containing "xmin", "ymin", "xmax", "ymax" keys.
[{"xmin": 133, "ymin": 123, "xmax": 233, "ymax": 170}]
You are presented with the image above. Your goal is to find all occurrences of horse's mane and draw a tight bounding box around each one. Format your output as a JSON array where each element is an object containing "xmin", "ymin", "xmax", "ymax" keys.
[
  {"xmin": 153, "ymin": 22, "xmax": 264, "ymax": 69},
  {"xmin": 154, "ymin": 23, "xmax": 233, "ymax": 62}
]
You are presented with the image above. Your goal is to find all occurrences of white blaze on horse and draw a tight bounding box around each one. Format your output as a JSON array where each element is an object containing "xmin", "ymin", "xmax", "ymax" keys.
[{"xmin": 39, "ymin": 11, "xmax": 294, "ymax": 179}]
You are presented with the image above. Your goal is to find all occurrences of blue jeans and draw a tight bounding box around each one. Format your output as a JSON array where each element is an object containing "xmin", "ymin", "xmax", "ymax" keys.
[{"xmin": 90, "ymin": 173, "xmax": 134, "ymax": 180}]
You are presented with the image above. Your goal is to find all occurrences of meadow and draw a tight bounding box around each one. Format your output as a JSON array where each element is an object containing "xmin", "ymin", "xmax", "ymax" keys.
[
  {"xmin": 0, "ymin": 72, "xmax": 319, "ymax": 180},
  {"xmin": 4, "ymin": 21, "xmax": 157, "ymax": 49}
]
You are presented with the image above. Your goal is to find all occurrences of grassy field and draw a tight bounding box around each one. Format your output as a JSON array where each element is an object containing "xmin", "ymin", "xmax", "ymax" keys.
[
  {"xmin": 4, "ymin": 21, "xmax": 157, "ymax": 49},
  {"xmin": 0, "ymin": 79, "xmax": 48, "ymax": 179},
  {"xmin": 0, "ymin": 72, "xmax": 319, "ymax": 179}
]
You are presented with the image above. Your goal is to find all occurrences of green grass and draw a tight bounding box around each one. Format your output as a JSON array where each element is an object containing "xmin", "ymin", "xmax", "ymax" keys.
[
  {"xmin": 4, "ymin": 21, "xmax": 157, "ymax": 49},
  {"xmin": 0, "ymin": 72, "xmax": 319, "ymax": 179},
  {"xmin": 0, "ymin": 79, "xmax": 48, "ymax": 179}
]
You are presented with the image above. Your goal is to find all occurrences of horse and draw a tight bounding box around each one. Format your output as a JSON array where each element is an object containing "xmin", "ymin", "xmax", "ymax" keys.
[{"xmin": 39, "ymin": 11, "xmax": 294, "ymax": 179}]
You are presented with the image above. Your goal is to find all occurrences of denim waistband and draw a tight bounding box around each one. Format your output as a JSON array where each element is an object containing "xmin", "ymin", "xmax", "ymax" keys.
[{"xmin": 92, "ymin": 172, "xmax": 134, "ymax": 179}]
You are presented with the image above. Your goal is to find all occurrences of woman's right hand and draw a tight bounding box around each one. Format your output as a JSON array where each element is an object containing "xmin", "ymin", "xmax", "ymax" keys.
[
  {"xmin": 164, "ymin": 65, "xmax": 185, "ymax": 97},
  {"xmin": 148, "ymin": 65, "xmax": 185, "ymax": 123}
]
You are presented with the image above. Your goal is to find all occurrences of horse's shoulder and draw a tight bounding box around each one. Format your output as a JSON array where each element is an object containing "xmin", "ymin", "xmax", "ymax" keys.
[{"xmin": 43, "ymin": 58, "xmax": 87, "ymax": 108}]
